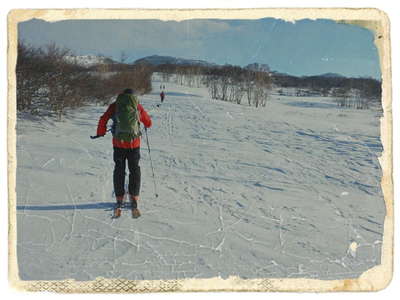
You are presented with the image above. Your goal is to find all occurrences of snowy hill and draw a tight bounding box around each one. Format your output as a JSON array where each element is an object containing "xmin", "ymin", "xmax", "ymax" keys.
[
  {"xmin": 316, "ymin": 73, "xmax": 346, "ymax": 78},
  {"xmin": 16, "ymin": 77, "xmax": 384, "ymax": 281},
  {"xmin": 134, "ymin": 55, "xmax": 217, "ymax": 67},
  {"xmin": 64, "ymin": 55, "xmax": 115, "ymax": 67}
]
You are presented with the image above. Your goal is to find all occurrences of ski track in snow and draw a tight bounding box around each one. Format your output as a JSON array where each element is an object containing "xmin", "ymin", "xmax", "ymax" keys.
[{"xmin": 16, "ymin": 76, "xmax": 385, "ymax": 281}]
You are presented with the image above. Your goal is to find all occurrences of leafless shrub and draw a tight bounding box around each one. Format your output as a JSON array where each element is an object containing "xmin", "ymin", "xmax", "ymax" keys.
[{"xmin": 16, "ymin": 42, "xmax": 153, "ymax": 120}]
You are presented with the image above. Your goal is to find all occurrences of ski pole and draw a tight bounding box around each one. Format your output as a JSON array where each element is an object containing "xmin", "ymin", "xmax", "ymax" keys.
[{"xmin": 144, "ymin": 127, "xmax": 159, "ymax": 198}]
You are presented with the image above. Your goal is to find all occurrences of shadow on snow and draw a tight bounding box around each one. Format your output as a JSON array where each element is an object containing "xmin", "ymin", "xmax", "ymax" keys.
[
  {"xmin": 17, "ymin": 202, "xmax": 116, "ymax": 211},
  {"xmin": 285, "ymin": 101, "xmax": 337, "ymax": 109}
]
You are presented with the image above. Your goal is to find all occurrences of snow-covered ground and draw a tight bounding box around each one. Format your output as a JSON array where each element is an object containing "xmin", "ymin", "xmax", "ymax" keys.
[{"xmin": 16, "ymin": 78, "xmax": 385, "ymax": 281}]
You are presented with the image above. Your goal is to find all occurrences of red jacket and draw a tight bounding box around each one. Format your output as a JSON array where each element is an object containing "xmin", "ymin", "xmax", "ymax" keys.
[{"xmin": 97, "ymin": 102, "xmax": 152, "ymax": 149}]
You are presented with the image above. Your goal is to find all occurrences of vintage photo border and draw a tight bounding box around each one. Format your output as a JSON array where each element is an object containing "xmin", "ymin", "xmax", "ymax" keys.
[{"xmin": 7, "ymin": 8, "xmax": 393, "ymax": 292}]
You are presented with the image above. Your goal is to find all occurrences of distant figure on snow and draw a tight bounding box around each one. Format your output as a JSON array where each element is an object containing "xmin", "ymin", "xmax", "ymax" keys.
[
  {"xmin": 96, "ymin": 88, "xmax": 152, "ymax": 218},
  {"xmin": 160, "ymin": 91, "xmax": 165, "ymax": 103}
]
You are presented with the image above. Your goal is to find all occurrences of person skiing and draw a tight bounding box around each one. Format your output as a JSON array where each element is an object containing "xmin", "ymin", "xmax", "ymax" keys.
[
  {"xmin": 96, "ymin": 88, "xmax": 152, "ymax": 218},
  {"xmin": 160, "ymin": 91, "xmax": 165, "ymax": 103}
]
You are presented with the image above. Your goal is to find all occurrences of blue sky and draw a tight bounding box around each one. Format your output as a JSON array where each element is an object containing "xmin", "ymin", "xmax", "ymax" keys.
[{"xmin": 18, "ymin": 18, "xmax": 381, "ymax": 79}]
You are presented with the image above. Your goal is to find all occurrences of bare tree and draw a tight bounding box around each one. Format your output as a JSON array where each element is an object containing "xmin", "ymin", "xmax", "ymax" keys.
[
  {"xmin": 359, "ymin": 80, "xmax": 381, "ymax": 109},
  {"xmin": 332, "ymin": 86, "xmax": 351, "ymax": 107},
  {"xmin": 252, "ymin": 71, "xmax": 271, "ymax": 108},
  {"xmin": 208, "ymin": 75, "xmax": 219, "ymax": 100},
  {"xmin": 243, "ymin": 71, "xmax": 255, "ymax": 106},
  {"xmin": 17, "ymin": 42, "xmax": 154, "ymax": 119},
  {"xmin": 16, "ymin": 43, "xmax": 42, "ymax": 112}
]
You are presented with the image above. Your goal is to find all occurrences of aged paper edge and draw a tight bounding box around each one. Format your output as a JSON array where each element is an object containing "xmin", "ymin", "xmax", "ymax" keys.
[{"xmin": 7, "ymin": 8, "xmax": 393, "ymax": 293}]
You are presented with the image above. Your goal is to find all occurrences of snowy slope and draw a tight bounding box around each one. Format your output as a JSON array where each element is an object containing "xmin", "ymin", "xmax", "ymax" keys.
[
  {"xmin": 64, "ymin": 55, "xmax": 113, "ymax": 67},
  {"xmin": 134, "ymin": 55, "xmax": 217, "ymax": 67},
  {"xmin": 16, "ymin": 78, "xmax": 385, "ymax": 281}
]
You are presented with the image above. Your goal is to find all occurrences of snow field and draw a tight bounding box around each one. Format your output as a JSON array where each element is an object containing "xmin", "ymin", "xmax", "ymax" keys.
[{"xmin": 16, "ymin": 78, "xmax": 385, "ymax": 280}]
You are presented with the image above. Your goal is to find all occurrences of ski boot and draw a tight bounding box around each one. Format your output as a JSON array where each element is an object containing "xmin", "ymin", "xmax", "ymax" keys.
[
  {"xmin": 114, "ymin": 195, "xmax": 124, "ymax": 218},
  {"xmin": 130, "ymin": 195, "xmax": 141, "ymax": 218}
]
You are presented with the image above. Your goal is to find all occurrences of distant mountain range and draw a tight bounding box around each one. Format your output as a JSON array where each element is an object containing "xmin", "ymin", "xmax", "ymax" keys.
[
  {"xmin": 66, "ymin": 54, "xmax": 346, "ymax": 78},
  {"xmin": 134, "ymin": 55, "xmax": 217, "ymax": 67},
  {"xmin": 317, "ymin": 73, "xmax": 346, "ymax": 78}
]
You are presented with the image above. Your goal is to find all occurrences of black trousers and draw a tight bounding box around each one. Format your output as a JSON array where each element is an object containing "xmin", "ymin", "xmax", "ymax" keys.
[{"xmin": 113, "ymin": 147, "xmax": 141, "ymax": 198}]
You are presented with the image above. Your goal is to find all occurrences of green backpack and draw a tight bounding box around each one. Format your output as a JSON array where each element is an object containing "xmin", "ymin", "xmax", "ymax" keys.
[{"xmin": 114, "ymin": 93, "xmax": 141, "ymax": 141}]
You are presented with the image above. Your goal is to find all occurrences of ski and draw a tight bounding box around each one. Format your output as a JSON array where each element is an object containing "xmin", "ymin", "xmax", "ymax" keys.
[
  {"xmin": 113, "ymin": 206, "xmax": 122, "ymax": 218},
  {"xmin": 112, "ymin": 201, "xmax": 141, "ymax": 219},
  {"xmin": 113, "ymin": 199, "xmax": 124, "ymax": 218},
  {"xmin": 132, "ymin": 208, "xmax": 141, "ymax": 219}
]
